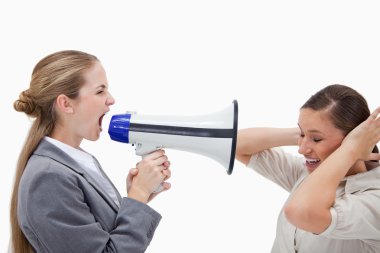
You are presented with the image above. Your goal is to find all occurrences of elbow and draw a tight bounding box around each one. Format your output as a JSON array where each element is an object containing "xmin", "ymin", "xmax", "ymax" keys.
[
  {"xmin": 284, "ymin": 201, "xmax": 306, "ymax": 229},
  {"xmin": 284, "ymin": 201, "xmax": 330, "ymax": 234}
]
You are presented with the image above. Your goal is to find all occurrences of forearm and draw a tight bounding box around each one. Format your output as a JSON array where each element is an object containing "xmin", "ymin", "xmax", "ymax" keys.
[
  {"xmin": 236, "ymin": 127, "xmax": 299, "ymax": 160},
  {"xmin": 285, "ymin": 144, "xmax": 357, "ymax": 233}
]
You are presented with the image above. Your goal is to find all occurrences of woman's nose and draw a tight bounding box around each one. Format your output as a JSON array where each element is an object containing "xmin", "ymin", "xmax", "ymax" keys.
[
  {"xmin": 106, "ymin": 92, "xmax": 115, "ymax": 106},
  {"xmin": 298, "ymin": 138, "xmax": 311, "ymax": 155}
]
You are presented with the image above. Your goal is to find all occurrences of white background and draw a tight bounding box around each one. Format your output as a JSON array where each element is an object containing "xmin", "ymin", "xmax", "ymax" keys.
[{"xmin": 1, "ymin": 1, "xmax": 379, "ymax": 252}]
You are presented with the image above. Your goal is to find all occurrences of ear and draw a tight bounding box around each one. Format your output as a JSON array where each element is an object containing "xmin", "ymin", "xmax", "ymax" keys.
[{"xmin": 55, "ymin": 94, "xmax": 74, "ymax": 114}]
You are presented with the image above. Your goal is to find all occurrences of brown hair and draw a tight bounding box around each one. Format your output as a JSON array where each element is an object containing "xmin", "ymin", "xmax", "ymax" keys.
[
  {"xmin": 10, "ymin": 50, "xmax": 98, "ymax": 252},
  {"xmin": 301, "ymin": 84, "xmax": 379, "ymax": 156}
]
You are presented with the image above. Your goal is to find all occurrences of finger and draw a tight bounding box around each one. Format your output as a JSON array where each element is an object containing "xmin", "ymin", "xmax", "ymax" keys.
[
  {"xmin": 368, "ymin": 152, "xmax": 380, "ymax": 161},
  {"xmin": 155, "ymin": 182, "xmax": 171, "ymax": 193},
  {"xmin": 154, "ymin": 155, "xmax": 169, "ymax": 166},
  {"xmin": 371, "ymin": 107, "xmax": 380, "ymax": 120},
  {"xmin": 126, "ymin": 168, "xmax": 138, "ymax": 192},
  {"xmin": 161, "ymin": 181, "xmax": 171, "ymax": 190},
  {"xmin": 163, "ymin": 161, "xmax": 171, "ymax": 168},
  {"xmin": 156, "ymin": 164, "xmax": 170, "ymax": 173},
  {"xmin": 146, "ymin": 155, "xmax": 168, "ymax": 167},
  {"xmin": 147, "ymin": 182, "xmax": 171, "ymax": 202},
  {"xmin": 143, "ymin": 149, "xmax": 165, "ymax": 160},
  {"xmin": 127, "ymin": 168, "xmax": 137, "ymax": 183},
  {"xmin": 162, "ymin": 169, "xmax": 171, "ymax": 179},
  {"xmin": 130, "ymin": 168, "xmax": 139, "ymax": 175}
]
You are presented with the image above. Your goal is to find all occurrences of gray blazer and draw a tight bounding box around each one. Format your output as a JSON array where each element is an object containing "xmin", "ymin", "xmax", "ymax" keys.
[{"xmin": 17, "ymin": 139, "xmax": 161, "ymax": 253}]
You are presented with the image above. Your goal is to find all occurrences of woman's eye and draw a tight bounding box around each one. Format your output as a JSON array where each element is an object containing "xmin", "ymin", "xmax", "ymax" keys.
[
  {"xmin": 313, "ymin": 138, "xmax": 322, "ymax": 143},
  {"xmin": 97, "ymin": 90, "xmax": 104, "ymax": 94}
]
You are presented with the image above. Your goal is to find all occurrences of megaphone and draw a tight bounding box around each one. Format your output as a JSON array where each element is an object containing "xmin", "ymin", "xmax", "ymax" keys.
[{"xmin": 108, "ymin": 100, "xmax": 238, "ymax": 175}]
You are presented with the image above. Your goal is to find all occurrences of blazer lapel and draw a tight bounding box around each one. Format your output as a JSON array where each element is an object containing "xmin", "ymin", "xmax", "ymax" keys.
[{"xmin": 34, "ymin": 139, "xmax": 120, "ymax": 212}]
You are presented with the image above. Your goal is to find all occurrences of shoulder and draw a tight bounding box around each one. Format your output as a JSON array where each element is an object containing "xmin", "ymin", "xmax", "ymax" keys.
[
  {"xmin": 23, "ymin": 139, "xmax": 86, "ymax": 183},
  {"xmin": 20, "ymin": 153, "xmax": 83, "ymax": 198},
  {"xmin": 25, "ymin": 153, "xmax": 77, "ymax": 178},
  {"xmin": 344, "ymin": 166, "xmax": 380, "ymax": 194}
]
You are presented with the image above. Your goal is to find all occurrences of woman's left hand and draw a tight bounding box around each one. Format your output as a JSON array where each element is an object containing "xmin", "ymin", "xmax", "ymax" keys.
[
  {"xmin": 147, "ymin": 165, "xmax": 171, "ymax": 202},
  {"xmin": 342, "ymin": 107, "xmax": 380, "ymax": 161},
  {"xmin": 126, "ymin": 159, "xmax": 172, "ymax": 203}
]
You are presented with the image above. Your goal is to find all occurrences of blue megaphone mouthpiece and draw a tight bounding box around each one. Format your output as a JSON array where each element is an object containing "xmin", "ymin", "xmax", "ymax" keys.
[{"xmin": 108, "ymin": 113, "xmax": 132, "ymax": 143}]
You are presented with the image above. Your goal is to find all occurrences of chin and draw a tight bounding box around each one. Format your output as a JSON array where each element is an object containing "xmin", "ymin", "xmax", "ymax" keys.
[
  {"xmin": 90, "ymin": 128, "xmax": 102, "ymax": 141},
  {"xmin": 93, "ymin": 135, "xmax": 101, "ymax": 141},
  {"xmin": 86, "ymin": 133, "xmax": 100, "ymax": 142},
  {"xmin": 305, "ymin": 163, "xmax": 319, "ymax": 173}
]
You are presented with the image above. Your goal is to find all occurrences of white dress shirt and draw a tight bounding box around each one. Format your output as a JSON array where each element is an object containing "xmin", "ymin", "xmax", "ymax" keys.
[
  {"xmin": 248, "ymin": 147, "xmax": 380, "ymax": 253},
  {"xmin": 44, "ymin": 136, "xmax": 120, "ymax": 207}
]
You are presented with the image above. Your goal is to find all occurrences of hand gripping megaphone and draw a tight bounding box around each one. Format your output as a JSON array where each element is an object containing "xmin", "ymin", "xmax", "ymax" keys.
[{"xmin": 108, "ymin": 100, "xmax": 238, "ymax": 175}]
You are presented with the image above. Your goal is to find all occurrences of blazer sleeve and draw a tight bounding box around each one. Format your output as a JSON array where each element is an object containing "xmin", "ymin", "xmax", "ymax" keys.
[{"xmin": 21, "ymin": 163, "xmax": 161, "ymax": 253}]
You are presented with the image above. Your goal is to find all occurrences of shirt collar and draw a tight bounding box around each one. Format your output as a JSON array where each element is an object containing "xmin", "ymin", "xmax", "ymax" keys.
[
  {"xmin": 44, "ymin": 136, "xmax": 94, "ymax": 167},
  {"xmin": 342, "ymin": 166, "xmax": 380, "ymax": 193}
]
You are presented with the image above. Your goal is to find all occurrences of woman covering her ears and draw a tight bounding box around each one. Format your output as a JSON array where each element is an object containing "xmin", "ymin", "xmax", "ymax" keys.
[{"xmin": 236, "ymin": 84, "xmax": 380, "ymax": 252}]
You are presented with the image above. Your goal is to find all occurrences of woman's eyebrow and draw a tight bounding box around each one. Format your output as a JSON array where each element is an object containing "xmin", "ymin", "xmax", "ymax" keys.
[
  {"xmin": 96, "ymin": 84, "xmax": 107, "ymax": 89},
  {"xmin": 297, "ymin": 123, "xmax": 322, "ymax": 134}
]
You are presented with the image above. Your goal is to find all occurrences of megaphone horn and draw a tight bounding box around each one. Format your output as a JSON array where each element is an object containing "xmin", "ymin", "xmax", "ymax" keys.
[{"xmin": 108, "ymin": 100, "xmax": 238, "ymax": 174}]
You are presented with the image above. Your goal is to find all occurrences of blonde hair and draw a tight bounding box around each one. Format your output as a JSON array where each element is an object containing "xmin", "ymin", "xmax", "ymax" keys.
[{"xmin": 10, "ymin": 50, "xmax": 98, "ymax": 253}]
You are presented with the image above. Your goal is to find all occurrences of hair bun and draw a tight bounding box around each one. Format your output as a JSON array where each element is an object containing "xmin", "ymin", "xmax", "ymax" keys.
[{"xmin": 14, "ymin": 90, "xmax": 40, "ymax": 117}]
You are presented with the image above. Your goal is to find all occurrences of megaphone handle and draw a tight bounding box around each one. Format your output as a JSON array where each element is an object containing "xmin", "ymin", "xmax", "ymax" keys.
[
  {"xmin": 153, "ymin": 183, "xmax": 165, "ymax": 193},
  {"xmin": 140, "ymin": 153, "xmax": 165, "ymax": 194}
]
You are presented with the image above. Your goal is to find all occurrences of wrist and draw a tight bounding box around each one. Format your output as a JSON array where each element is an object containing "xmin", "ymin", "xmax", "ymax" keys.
[
  {"xmin": 287, "ymin": 127, "xmax": 301, "ymax": 146},
  {"xmin": 339, "ymin": 142, "xmax": 360, "ymax": 163},
  {"xmin": 128, "ymin": 186, "xmax": 150, "ymax": 204}
]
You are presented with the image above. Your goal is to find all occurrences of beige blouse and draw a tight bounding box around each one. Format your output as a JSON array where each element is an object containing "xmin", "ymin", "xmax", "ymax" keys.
[{"xmin": 248, "ymin": 147, "xmax": 380, "ymax": 253}]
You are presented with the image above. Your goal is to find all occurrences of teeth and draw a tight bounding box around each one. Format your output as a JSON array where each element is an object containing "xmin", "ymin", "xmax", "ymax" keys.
[{"xmin": 306, "ymin": 158, "xmax": 320, "ymax": 164}]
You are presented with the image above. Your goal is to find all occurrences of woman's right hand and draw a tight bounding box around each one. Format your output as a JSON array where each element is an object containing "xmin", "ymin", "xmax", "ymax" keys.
[{"xmin": 127, "ymin": 150, "xmax": 171, "ymax": 203}]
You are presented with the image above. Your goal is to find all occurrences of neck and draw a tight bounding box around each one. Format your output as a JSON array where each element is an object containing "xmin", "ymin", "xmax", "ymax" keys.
[
  {"xmin": 346, "ymin": 160, "xmax": 367, "ymax": 176},
  {"xmin": 50, "ymin": 124, "xmax": 82, "ymax": 148}
]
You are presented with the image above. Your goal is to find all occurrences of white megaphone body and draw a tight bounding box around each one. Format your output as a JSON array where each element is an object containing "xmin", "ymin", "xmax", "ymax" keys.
[{"xmin": 108, "ymin": 100, "xmax": 238, "ymax": 175}]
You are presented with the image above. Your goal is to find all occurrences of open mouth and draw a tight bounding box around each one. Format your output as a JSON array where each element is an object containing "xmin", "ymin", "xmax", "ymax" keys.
[
  {"xmin": 99, "ymin": 114, "xmax": 105, "ymax": 131},
  {"xmin": 305, "ymin": 158, "xmax": 321, "ymax": 165},
  {"xmin": 305, "ymin": 158, "xmax": 321, "ymax": 172}
]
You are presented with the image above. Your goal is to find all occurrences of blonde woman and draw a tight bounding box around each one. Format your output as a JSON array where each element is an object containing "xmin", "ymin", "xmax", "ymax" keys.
[{"xmin": 11, "ymin": 50, "xmax": 171, "ymax": 253}]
